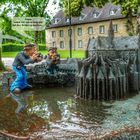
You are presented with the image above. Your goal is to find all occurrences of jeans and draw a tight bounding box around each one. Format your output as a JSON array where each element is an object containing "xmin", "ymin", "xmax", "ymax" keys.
[{"xmin": 10, "ymin": 66, "xmax": 29, "ymax": 92}]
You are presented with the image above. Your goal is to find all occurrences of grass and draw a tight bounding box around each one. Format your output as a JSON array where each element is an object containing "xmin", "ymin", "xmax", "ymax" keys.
[{"xmin": 2, "ymin": 50, "xmax": 86, "ymax": 59}]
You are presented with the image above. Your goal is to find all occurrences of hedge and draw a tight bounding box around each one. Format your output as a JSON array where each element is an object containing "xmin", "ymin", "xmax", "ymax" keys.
[
  {"xmin": 2, "ymin": 43, "xmax": 47, "ymax": 52},
  {"xmin": 38, "ymin": 44, "xmax": 46, "ymax": 51}
]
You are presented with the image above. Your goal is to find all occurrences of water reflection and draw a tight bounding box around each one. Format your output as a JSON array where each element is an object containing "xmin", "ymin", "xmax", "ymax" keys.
[
  {"xmin": 0, "ymin": 89, "xmax": 47, "ymax": 136},
  {"xmin": 0, "ymin": 86, "xmax": 140, "ymax": 139},
  {"xmin": 25, "ymin": 88, "xmax": 111, "ymax": 139},
  {"xmin": 10, "ymin": 91, "xmax": 32, "ymax": 113}
]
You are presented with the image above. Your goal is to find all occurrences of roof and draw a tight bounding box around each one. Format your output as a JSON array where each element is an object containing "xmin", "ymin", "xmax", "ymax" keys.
[
  {"xmin": 87, "ymin": 36, "xmax": 139, "ymax": 51},
  {"xmin": 47, "ymin": 3, "xmax": 126, "ymax": 29}
]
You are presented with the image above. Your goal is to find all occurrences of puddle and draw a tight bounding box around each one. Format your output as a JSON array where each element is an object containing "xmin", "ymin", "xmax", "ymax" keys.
[{"xmin": 0, "ymin": 87, "xmax": 140, "ymax": 139}]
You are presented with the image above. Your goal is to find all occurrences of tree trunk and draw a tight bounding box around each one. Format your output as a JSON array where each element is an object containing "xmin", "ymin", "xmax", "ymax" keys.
[
  {"xmin": 34, "ymin": 31, "xmax": 39, "ymax": 46},
  {"xmin": 0, "ymin": 31, "xmax": 2, "ymax": 64}
]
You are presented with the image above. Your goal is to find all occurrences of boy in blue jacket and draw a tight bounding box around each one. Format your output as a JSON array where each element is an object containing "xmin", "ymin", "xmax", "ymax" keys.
[{"xmin": 10, "ymin": 43, "xmax": 39, "ymax": 95}]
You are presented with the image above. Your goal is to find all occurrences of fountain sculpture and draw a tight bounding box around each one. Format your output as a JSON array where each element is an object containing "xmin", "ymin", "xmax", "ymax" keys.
[{"xmin": 2, "ymin": 58, "xmax": 79, "ymax": 87}]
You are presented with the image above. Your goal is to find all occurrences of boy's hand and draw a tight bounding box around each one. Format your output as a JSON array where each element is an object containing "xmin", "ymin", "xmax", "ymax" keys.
[
  {"xmin": 31, "ymin": 53, "xmax": 38, "ymax": 61},
  {"xmin": 36, "ymin": 57, "xmax": 43, "ymax": 62}
]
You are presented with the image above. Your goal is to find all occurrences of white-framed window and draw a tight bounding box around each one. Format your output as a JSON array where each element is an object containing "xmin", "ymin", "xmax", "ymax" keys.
[
  {"xmin": 60, "ymin": 30, "xmax": 64, "ymax": 37},
  {"xmin": 113, "ymin": 24, "xmax": 118, "ymax": 32},
  {"xmin": 65, "ymin": 18, "xmax": 70, "ymax": 23},
  {"xmin": 52, "ymin": 31, "xmax": 56, "ymax": 38},
  {"xmin": 77, "ymin": 28, "xmax": 82, "ymax": 36},
  {"xmin": 53, "ymin": 18, "xmax": 60, "ymax": 24},
  {"xmin": 99, "ymin": 25, "xmax": 105, "ymax": 34},
  {"xmin": 79, "ymin": 13, "xmax": 86, "ymax": 20},
  {"xmin": 78, "ymin": 40, "xmax": 82, "ymax": 48},
  {"xmin": 60, "ymin": 41, "xmax": 64, "ymax": 48},
  {"xmin": 88, "ymin": 27, "xmax": 93, "ymax": 35},
  {"xmin": 110, "ymin": 10, "xmax": 115, "ymax": 15},
  {"xmin": 110, "ymin": 8, "xmax": 117, "ymax": 15},
  {"xmin": 93, "ymin": 12, "xmax": 99, "ymax": 18},
  {"xmin": 52, "ymin": 41, "xmax": 56, "ymax": 47}
]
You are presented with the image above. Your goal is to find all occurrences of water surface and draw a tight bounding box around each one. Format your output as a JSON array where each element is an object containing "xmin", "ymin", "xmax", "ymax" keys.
[{"xmin": 0, "ymin": 87, "xmax": 140, "ymax": 139}]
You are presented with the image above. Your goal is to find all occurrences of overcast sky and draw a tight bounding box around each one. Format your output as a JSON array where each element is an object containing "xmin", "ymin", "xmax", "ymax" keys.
[{"xmin": 47, "ymin": 0, "xmax": 61, "ymax": 17}]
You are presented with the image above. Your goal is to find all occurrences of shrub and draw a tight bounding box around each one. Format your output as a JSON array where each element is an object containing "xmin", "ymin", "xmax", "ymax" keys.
[
  {"xmin": 2, "ymin": 43, "xmax": 47, "ymax": 52},
  {"xmin": 2, "ymin": 43, "xmax": 23, "ymax": 52},
  {"xmin": 38, "ymin": 44, "xmax": 47, "ymax": 51}
]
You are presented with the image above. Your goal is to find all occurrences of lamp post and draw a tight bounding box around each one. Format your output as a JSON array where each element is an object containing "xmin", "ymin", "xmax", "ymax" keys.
[{"xmin": 68, "ymin": 0, "xmax": 72, "ymax": 58}]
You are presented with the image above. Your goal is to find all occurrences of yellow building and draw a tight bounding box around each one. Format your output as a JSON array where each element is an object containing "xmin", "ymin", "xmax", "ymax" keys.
[{"xmin": 46, "ymin": 3, "xmax": 136, "ymax": 50}]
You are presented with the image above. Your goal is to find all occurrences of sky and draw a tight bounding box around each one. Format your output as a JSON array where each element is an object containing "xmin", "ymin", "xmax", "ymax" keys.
[{"xmin": 46, "ymin": 0, "xmax": 61, "ymax": 17}]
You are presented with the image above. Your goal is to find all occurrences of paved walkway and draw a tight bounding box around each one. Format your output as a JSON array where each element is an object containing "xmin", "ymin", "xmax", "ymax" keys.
[{"xmin": 2, "ymin": 58, "xmax": 14, "ymax": 68}]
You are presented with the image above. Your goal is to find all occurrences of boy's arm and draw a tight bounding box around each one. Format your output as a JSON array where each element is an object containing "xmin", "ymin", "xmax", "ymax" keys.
[{"xmin": 18, "ymin": 53, "xmax": 34, "ymax": 65}]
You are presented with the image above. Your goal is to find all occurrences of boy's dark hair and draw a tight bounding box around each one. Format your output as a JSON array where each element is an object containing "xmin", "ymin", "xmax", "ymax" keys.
[
  {"xmin": 48, "ymin": 47, "xmax": 53, "ymax": 51},
  {"xmin": 48, "ymin": 47, "xmax": 57, "ymax": 51},
  {"xmin": 24, "ymin": 43, "xmax": 36, "ymax": 50}
]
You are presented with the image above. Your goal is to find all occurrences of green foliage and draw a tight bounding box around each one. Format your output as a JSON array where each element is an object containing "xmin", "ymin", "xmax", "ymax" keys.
[
  {"xmin": 2, "ymin": 43, "xmax": 46, "ymax": 52},
  {"xmin": 62, "ymin": 0, "xmax": 138, "ymax": 17},
  {"xmin": 128, "ymin": 32, "xmax": 134, "ymax": 36},
  {"xmin": 38, "ymin": 44, "xmax": 47, "ymax": 51},
  {"xmin": 64, "ymin": 0, "xmax": 84, "ymax": 17},
  {"xmin": 2, "ymin": 43, "xmax": 23, "ymax": 52},
  {"xmin": 0, "ymin": 0, "xmax": 51, "ymax": 44},
  {"xmin": 112, "ymin": 0, "xmax": 137, "ymax": 16}
]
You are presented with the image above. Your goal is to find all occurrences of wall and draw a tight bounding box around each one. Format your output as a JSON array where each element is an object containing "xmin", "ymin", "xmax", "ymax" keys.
[{"xmin": 46, "ymin": 17, "xmax": 136, "ymax": 50}]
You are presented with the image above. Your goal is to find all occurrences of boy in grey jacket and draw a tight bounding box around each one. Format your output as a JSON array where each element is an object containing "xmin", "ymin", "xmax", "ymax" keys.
[{"xmin": 10, "ymin": 44, "xmax": 39, "ymax": 95}]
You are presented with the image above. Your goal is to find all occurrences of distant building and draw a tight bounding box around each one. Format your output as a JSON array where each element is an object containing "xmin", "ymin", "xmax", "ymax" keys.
[{"xmin": 46, "ymin": 3, "xmax": 136, "ymax": 50}]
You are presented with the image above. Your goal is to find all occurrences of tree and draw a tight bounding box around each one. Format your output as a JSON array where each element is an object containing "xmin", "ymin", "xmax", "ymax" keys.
[
  {"xmin": 62, "ymin": 0, "xmax": 137, "ymax": 35},
  {"xmin": 18, "ymin": 0, "xmax": 50, "ymax": 44},
  {"xmin": 0, "ymin": 0, "xmax": 51, "ymax": 44},
  {"xmin": 0, "ymin": 4, "xmax": 25, "ymax": 41}
]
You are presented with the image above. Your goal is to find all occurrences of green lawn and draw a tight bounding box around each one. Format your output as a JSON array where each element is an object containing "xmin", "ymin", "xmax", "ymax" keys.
[{"xmin": 2, "ymin": 50, "xmax": 86, "ymax": 59}]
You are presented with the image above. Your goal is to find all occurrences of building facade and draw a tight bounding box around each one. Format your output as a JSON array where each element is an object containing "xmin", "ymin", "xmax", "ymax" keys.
[{"xmin": 46, "ymin": 3, "xmax": 136, "ymax": 50}]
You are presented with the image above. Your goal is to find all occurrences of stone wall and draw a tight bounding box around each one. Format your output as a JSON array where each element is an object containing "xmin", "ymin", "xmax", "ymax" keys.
[{"xmin": 46, "ymin": 17, "xmax": 137, "ymax": 50}]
